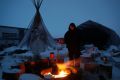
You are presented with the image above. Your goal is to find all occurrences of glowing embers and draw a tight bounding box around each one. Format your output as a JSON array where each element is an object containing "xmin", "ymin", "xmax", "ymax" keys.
[
  {"xmin": 45, "ymin": 69, "xmax": 70, "ymax": 78},
  {"xmin": 41, "ymin": 64, "xmax": 71, "ymax": 79},
  {"xmin": 41, "ymin": 60, "xmax": 79, "ymax": 79},
  {"xmin": 52, "ymin": 63, "xmax": 71, "ymax": 78},
  {"xmin": 54, "ymin": 70, "xmax": 69, "ymax": 78}
]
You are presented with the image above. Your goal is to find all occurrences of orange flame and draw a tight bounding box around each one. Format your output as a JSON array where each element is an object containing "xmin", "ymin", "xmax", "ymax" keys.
[
  {"xmin": 41, "ymin": 58, "xmax": 80, "ymax": 78},
  {"xmin": 53, "ymin": 70, "xmax": 70, "ymax": 78}
]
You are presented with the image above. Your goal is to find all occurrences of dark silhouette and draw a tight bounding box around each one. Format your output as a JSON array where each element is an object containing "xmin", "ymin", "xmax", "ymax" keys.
[
  {"xmin": 77, "ymin": 20, "xmax": 120, "ymax": 50},
  {"xmin": 64, "ymin": 23, "xmax": 81, "ymax": 60}
]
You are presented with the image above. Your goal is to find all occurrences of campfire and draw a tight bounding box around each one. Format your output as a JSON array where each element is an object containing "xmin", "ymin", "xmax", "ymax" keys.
[
  {"xmin": 43, "ymin": 69, "xmax": 70, "ymax": 79},
  {"xmin": 53, "ymin": 70, "xmax": 69, "ymax": 78},
  {"xmin": 41, "ymin": 64, "xmax": 71, "ymax": 79},
  {"xmin": 41, "ymin": 60, "xmax": 78, "ymax": 79}
]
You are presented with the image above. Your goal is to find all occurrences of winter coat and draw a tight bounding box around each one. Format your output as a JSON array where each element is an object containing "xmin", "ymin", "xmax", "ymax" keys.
[{"xmin": 64, "ymin": 27, "xmax": 81, "ymax": 50}]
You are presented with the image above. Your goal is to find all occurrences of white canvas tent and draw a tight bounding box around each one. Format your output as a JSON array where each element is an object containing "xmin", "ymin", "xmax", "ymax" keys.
[{"xmin": 18, "ymin": 0, "xmax": 57, "ymax": 54}]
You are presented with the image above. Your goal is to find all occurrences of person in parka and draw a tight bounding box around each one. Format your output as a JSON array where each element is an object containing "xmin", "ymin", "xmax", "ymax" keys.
[{"xmin": 64, "ymin": 23, "xmax": 81, "ymax": 60}]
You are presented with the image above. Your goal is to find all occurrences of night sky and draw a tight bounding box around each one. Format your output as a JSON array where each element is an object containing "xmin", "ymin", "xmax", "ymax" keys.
[{"xmin": 0, "ymin": 0, "xmax": 120, "ymax": 38}]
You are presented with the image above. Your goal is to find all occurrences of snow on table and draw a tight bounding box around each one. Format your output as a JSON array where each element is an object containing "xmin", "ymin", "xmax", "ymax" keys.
[
  {"xmin": 13, "ymin": 51, "xmax": 33, "ymax": 59},
  {"xmin": 1, "ymin": 56, "xmax": 23, "ymax": 73},
  {"xmin": 3, "ymin": 69, "xmax": 21, "ymax": 74},
  {"xmin": 40, "ymin": 48, "xmax": 68, "ymax": 58}
]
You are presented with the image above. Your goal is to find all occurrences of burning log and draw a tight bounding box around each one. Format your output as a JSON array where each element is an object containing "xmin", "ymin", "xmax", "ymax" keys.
[{"xmin": 51, "ymin": 64, "xmax": 59, "ymax": 75}]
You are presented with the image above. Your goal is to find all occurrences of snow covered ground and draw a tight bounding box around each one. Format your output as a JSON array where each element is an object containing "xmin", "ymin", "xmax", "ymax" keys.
[{"xmin": 0, "ymin": 45, "xmax": 120, "ymax": 80}]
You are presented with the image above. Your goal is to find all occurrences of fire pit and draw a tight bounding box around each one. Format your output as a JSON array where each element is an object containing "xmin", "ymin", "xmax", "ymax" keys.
[
  {"xmin": 43, "ymin": 69, "xmax": 71, "ymax": 80},
  {"xmin": 41, "ymin": 63, "xmax": 78, "ymax": 80},
  {"xmin": 41, "ymin": 64, "xmax": 70, "ymax": 79},
  {"xmin": 40, "ymin": 58, "xmax": 84, "ymax": 80}
]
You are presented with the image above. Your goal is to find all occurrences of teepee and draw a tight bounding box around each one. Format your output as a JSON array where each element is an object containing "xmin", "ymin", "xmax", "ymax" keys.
[{"xmin": 19, "ymin": 0, "xmax": 56, "ymax": 54}]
